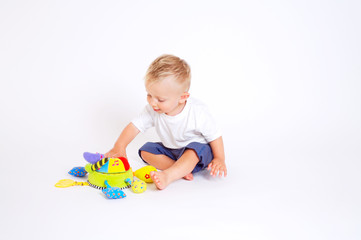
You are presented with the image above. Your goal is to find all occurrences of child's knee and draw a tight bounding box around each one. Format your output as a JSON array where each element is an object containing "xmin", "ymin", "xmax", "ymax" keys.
[
  {"xmin": 184, "ymin": 148, "xmax": 200, "ymax": 160},
  {"xmin": 140, "ymin": 150, "xmax": 149, "ymax": 162},
  {"xmin": 140, "ymin": 150, "xmax": 158, "ymax": 164}
]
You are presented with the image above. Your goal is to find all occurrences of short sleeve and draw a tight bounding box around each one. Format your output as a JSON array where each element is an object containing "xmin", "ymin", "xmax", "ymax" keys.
[
  {"xmin": 131, "ymin": 105, "xmax": 155, "ymax": 132},
  {"xmin": 196, "ymin": 106, "xmax": 222, "ymax": 143}
]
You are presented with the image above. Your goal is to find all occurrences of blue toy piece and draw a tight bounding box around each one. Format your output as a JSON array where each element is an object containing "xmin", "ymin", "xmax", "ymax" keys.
[
  {"xmin": 102, "ymin": 180, "xmax": 126, "ymax": 199},
  {"xmin": 125, "ymin": 178, "xmax": 132, "ymax": 185},
  {"xmin": 68, "ymin": 167, "xmax": 87, "ymax": 177}
]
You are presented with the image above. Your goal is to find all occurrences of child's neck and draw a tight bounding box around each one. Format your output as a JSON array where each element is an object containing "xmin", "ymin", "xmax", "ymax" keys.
[{"xmin": 166, "ymin": 101, "xmax": 187, "ymax": 116}]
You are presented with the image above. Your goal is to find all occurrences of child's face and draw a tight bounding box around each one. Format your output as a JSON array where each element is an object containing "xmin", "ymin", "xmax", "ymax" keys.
[{"xmin": 145, "ymin": 76, "xmax": 189, "ymax": 116}]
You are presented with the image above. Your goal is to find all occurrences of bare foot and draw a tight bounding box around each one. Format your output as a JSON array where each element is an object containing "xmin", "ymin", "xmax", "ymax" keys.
[
  {"xmin": 183, "ymin": 173, "xmax": 193, "ymax": 181},
  {"xmin": 150, "ymin": 171, "xmax": 170, "ymax": 190}
]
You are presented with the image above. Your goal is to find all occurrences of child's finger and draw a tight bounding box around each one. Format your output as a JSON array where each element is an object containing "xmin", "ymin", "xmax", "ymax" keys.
[
  {"xmin": 210, "ymin": 164, "xmax": 219, "ymax": 176},
  {"xmin": 210, "ymin": 164, "xmax": 216, "ymax": 175},
  {"xmin": 211, "ymin": 165, "xmax": 219, "ymax": 177},
  {"xmin": 218, "ymin": 170, "xmax": 223, "ymax": 177},
  {"xmin": 210, "ymin": 167, "xmax": 215, "ymax": 176}
]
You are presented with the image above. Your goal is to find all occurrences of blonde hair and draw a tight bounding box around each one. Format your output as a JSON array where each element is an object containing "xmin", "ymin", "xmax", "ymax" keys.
[{"xmin": 145, "ymin": 54, "xmax": 191, "ymax": 91}]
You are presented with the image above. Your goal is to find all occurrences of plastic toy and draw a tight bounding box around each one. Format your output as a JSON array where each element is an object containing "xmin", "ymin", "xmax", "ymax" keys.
[
  {"xmin": 134, "ymin": 165, "xmax": 157, "ymax": 183},
  {"xmin": 85, "ymin": 157, "xmax": 133, "ymax": 190},
  {"xmin": 68, "ymin": 167, "xmax": 87, "ymax": 177},
  {"xmin": 132, "ymin": 179, "xmax": 147, "ymax": 193},
  {"xmin": 102, "ymin": 180, "xmax": 127, "ymax": 199},
  {"xmin": 55, "ymin": 152, "xmax": 157, "ymax": 199},
  {"xmin": 55, "ymin": 179, "xmax": 89, "ymax": 188}
]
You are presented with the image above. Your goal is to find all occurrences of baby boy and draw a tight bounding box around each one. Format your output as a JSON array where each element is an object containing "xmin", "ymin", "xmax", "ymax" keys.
[{"xmin": 106, "ymin": 54, "xmax": 227, "ymax": 190}]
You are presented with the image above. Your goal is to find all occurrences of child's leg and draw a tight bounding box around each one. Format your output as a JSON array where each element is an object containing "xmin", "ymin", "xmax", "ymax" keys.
[
  {"xmin": 140, "ymin": 151, "xmax": 175, "ymax": 170},
  {"xmin": 150, "ymin": 149, "xmax": 199, "ymax": 190},
  {"xmin": 140, "ymin": 151, "xmax": 194, "ymax": 181}
]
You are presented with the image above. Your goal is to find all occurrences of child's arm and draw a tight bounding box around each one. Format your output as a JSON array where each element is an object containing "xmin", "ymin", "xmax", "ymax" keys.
[
  {"xmin": 207, "ymin": 136, "xmax": 227, "ymax": 177},
  {"xmin": 105, "ymin": 123, "xmax": 140, "ymax": 158}
]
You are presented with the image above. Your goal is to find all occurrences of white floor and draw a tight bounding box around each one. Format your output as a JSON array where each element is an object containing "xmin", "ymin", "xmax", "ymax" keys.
[
  {"xmin": 1, "ymin": 139, "xmax": 360, "ymax": 240},
  {"xmin": 1, "ymin": 1, "xmax": 360, "ymax": 240}
]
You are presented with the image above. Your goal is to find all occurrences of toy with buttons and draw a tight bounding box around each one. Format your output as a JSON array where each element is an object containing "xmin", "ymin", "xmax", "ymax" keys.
[{"xmin": 55, "ymin": 152, "xmax": 157, "ymax": 199}]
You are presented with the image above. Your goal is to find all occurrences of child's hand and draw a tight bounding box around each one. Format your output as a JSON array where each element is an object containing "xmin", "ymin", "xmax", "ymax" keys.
[
  {"xmin": 207, "ymin": 158, "xmax": 227, "ymax": 177},
  {"xmin": 105, "ymin": 147, "xmax": 127, "ymax": 159}
]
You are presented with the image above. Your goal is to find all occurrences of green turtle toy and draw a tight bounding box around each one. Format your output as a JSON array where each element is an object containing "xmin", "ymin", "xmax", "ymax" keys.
[{"xmin": 55, "ymin": 152, "xmax": 153, "ymax": 199}]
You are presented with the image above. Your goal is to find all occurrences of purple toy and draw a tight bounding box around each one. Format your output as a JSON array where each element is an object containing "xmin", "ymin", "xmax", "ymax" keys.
[{"xmin": 83, "ymin": 152, "xmax": 105, "ymax": 164}]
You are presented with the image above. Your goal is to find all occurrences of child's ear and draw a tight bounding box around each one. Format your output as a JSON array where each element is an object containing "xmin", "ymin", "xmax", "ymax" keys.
[{"xmin": 180, "ymin": 92, "xmax": 190, "ymax": 103}]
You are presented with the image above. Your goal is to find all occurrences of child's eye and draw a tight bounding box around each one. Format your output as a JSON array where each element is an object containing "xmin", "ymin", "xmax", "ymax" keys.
[{"xmin": 158, "ymin": 99, "xmax": 165, "ymax": 102}]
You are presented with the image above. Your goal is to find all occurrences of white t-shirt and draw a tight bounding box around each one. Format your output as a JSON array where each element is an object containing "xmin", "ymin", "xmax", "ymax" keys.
[{"xmin": 132, "ymin": 97, "xmax": 221, "ymax": 149}]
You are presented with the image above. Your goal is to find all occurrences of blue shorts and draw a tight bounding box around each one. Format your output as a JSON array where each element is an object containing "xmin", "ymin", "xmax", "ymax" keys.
[{"xmin": 138, "ymin": 142, "xmax": 214, "ymax": 173}]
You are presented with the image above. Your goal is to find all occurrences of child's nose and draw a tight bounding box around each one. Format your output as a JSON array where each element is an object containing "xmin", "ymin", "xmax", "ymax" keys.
[{"xmin": 149, "ymin": 98, "xmax": 157, "ymax": 107}]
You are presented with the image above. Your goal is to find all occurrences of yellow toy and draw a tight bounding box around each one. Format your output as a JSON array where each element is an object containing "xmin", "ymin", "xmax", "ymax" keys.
[
  {"xmin": 55, "ymin": 179, "xmax": 89, "ymax": 188},
  {"xmin": 55, "ymin": 152, "xmax": 158, "ymax": 199},
  {"xmin": 134, "ymin": 165, "xmax": 157, "ymax": 183},
  {"xmin": 131, "ymin": 179, "xmax": 147, "ymax": 193}
]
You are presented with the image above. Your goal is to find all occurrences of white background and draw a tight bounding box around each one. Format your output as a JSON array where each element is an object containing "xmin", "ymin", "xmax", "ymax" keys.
[{"xmin": 1, "ymin": 0, "xmax": 360, "ymax": 239}]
